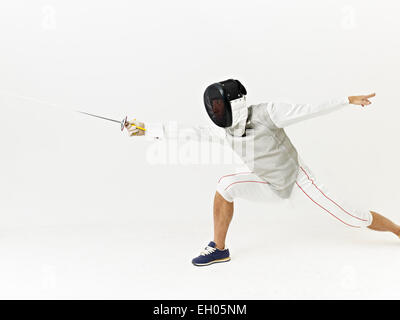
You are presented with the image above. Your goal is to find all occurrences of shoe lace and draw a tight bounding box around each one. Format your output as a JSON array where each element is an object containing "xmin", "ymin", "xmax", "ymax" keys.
[{"xmin": 200, "ymin": 246, "xmax": 216, "ymax": 256}]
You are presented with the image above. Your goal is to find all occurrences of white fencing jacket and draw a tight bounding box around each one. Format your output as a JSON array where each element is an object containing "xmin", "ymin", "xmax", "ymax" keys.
[{"xmin": 146, "ymin": 97, "xmax": 350, "ymax": 198}]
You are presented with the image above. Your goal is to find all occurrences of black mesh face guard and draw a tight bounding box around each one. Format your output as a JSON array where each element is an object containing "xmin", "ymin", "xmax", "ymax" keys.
[
  {"xmin": 204, "ymin": 84, "xmax": 231, "ymax": 127},
  {"xmin": 203, "ymin": 79, "xmax": 247, "ymax": 128}
]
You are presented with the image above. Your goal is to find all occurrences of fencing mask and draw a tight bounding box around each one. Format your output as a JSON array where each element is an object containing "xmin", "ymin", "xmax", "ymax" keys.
[{"xmin": 203, "ymin": 79, "xmax": 248, "ymax": 130}]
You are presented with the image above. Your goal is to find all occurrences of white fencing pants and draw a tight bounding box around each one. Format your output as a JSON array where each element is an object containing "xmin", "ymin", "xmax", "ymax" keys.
[{"xmin": 216, "ymin": 160, "xmax": 372, "ymax": 228}]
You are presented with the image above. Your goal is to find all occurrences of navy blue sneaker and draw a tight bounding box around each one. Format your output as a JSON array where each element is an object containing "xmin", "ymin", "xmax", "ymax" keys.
[{"xmin": 192, "ymin": 241, "xmax": 231, "ymax": 266}]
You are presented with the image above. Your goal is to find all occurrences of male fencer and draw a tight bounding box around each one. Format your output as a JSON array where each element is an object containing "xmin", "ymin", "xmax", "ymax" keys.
[{"xmin": 126, "ymin": 79, "xmax": 400, "ymax": 267}]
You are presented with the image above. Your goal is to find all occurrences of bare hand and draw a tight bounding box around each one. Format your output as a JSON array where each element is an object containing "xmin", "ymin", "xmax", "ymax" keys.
[{"xmin": 348, "ymin": 93, "xmax": 376, "ymax": 107}]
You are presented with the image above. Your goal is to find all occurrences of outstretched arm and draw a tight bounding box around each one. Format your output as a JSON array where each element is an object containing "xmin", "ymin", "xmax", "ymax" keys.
[
  {"xmin": 126, "ymin": 120, "xmax": 227, "ymax": 144},
  {"xmin": 266, "ymin": 93, "xmax": 376, "ymax": 128}
]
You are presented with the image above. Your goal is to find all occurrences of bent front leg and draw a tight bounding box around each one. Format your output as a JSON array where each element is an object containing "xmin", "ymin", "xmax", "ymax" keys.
[
  {"xmin": 213, "ymin": 192, "xmax": 234, "ymax": 250},
  {"xmin": 213, "ymin": 171, "xmax": 276, "ymax": 250}
]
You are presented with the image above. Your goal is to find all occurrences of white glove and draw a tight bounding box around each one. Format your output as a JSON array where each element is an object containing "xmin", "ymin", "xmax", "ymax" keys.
[{"xmin": 126, "ymin": 119, "xmax": 146, "ymax": 136}]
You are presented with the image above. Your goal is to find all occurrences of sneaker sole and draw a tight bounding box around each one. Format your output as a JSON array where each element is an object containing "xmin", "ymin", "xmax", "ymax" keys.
[{"xmin": 192, "ymin": 257, "xmax": 231, "ymax": 267}]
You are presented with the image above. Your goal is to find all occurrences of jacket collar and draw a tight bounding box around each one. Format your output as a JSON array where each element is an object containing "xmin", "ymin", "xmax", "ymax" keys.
[{"xmin": 226, "ymin": 96, "xmax": 248, "ymax": 137}]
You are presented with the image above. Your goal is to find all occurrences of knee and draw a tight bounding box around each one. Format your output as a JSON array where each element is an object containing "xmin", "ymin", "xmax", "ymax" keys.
[
  {"xmin": 216, "ymin": 176, "xmax": 235, "ymax": 203},
  {"xmin": 345, "ymin": 209, "xmax": 373, "ymax": 228},
  {"xmin": 362, "ymin": 210, "xmax": 373, "ymax": 228}
]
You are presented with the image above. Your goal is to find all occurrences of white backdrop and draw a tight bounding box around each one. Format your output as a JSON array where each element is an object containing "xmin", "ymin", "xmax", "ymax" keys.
[{"xmin": 1, "ymin": 0, "xmax": 400, "ymax": 299}]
